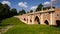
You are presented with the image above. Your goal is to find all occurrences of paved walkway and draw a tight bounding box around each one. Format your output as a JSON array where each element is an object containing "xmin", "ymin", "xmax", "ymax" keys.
[{"xmin": 0, "ymin": 26, "xmax": 13, "ymax": 34}]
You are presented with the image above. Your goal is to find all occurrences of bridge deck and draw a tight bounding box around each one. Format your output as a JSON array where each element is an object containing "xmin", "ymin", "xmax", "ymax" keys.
[{"xmin": 28, "ymin": 9, "xmax": 55, "ymax": 15}]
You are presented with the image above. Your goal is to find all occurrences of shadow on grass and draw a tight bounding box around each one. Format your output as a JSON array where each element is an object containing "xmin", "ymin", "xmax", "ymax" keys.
[
  {"xmin": 0, "ymin": 20, "xmax": 2, "ymax": 26},
  {"xmin": 51, "ymin": 20, "xmax": 60, "ymax": 28},
  {"xmin": 51, "ymin": 25, "xmax": 60, "ymax": 28}
]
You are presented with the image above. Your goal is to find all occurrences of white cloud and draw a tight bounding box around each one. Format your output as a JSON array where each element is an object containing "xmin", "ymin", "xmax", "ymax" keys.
[
  {"xmin": 51, "ymin": 0, "xmax": 57, "ymax": 2},
  {"xmin": 18, "ymin": 2, "xmax": 28, "ymax": 8},
  {"xmin": 51, "ymin": 0, "xmax": 57, "ymax": 3},
  {"xmin": 30, "ymin": 6, "xmax": 37, "ymax": 11},
  {"xmin": 1, "ymin": 1, "xmax": 11, "ymax": 6},
  {"xmin": 51, "ymin": 0, "xmax": 55, "ymax": 1},
  {"xmin": 43, "ymin": 2, "xmax": 51, "ymax": 6},
  {"xmin": 43, "ymin": 0, "xmax": 60, "ymax": 6},
  {"xmin": 51, "ymin": 0, "xmax": 60, "ymax": 3}
]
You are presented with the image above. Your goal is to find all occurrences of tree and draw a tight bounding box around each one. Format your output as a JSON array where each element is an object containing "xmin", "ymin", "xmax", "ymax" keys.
[
  {"xmin": 30, "ymin": 10, "xmax": 33, "ymax": 13},
  {"xmin": 0, "ymin": 3, "xmax": 3, "ymax": 20},
  {"xmin": 36, "ymin": 4, "xmax": 43, "ymax": 11},
  {"xmin": 2, "ymin": 4, "xmax": 10, "ymax": 18},
  {"xmin": 27, "ymin": 11, "xmax": 29, "ymax": 13},
  {"xmin": 19, "ymin": 9, "xmax": 26, "ymax": 15},
  {"xmin": 19, "ymin": 10, "xmax": 22, "ymax": 15},
  {"xmin": 0, "ymin": 3, "xmax": 11, "ymax": 19},
  {"xmin": 43, "ymin": 6, "xmax": 55, "ymax": 10},
  {"xmin": 10, "ymin": 8, "xmax": 17, "ymax": 16},
  {"xmin": 0, "ymin": 3, "xmax": 18, "ymax": 20},
  {"xmin": 0, "ymin": 3, "xmax": 3, "ymax": 25},
  {"xmin": 21, "ymin": 9, "xmax": 26, "ymax": 14}
]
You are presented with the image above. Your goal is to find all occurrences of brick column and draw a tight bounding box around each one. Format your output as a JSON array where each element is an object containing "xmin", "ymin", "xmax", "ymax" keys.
[
  {"xmin": 50, "ymin": 12, "xmax": 56, "ymax": 25},
  {"xmin": 27, "ymin": 16, "xmax": 30, "ymax": 24},
  {"xmin": 50, "ymin": 12, "xmax": 53, "ymax": 25},
  {"xmin": 32, "ymin": 15, "xmax": 34, "ymax": 24},
  {"xmin": 40, "ymin": 14, "xmax": 44, "ymax": 24}
]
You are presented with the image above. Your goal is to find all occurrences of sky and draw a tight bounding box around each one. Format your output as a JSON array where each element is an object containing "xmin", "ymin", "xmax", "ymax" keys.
[{"xmin": 0, "ymin": 0, "xmax": 60, "ymax": 12}]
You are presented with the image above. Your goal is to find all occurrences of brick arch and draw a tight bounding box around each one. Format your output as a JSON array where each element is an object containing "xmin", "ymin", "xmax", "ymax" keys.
[
  {"xmin": 34, "ymin": 16, "xmax": 40, "ymax": 24},
  {"xmin": 56, "ymin": 20, "xmax": 60, "ymax": 26},
  {"xmin": 44, "ymin": 20, "xmax": 49, "ymax": 25},
  {"xmin": 24, "ymin": 18, "xmax": 26, "ymax": 21}
]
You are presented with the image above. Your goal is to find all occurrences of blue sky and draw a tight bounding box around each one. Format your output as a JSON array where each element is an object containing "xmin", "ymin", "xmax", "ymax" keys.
[{"xmin": 0, "ymin": 0, "xmax": 60, "ymax": 12}]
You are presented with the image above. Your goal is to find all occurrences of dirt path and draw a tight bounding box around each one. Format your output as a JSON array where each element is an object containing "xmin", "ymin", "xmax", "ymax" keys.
[{"xmin": 0, "ymin": 26, "xmax": 13, "ymax": 34}]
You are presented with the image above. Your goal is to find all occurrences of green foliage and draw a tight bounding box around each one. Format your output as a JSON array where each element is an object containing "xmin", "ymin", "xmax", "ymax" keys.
[
  {"xmin": 0, "ymin": 4, "xmax": 10, "ymax": 20},
  {"xmin": 36, "ymin": 4, "xmax": 55, "ymax": 11},
  {"xmin": 10, "ymin": 8, "xmax": 17, "ymax": 16},
  {"xmin": 30, "ymin": 10, "xmax": 33, "ymax": 13},
  {"xmin": 36, "ymin": 4, "xmax": 43, "ymax": 11},
  {"xmin": 22, "ymin": 9, "xmax": 26, "ymax": 14},
  {"xmin": 0, "ymin": 3, "xmax": 18, "ymax": 20},
  {"xmin": 0, "ymin": 3, "xmax": 3, "ymax": 19},
  {"xmin": 19, "ymin": 9, "xmax": 26, "ymax": 15},
  {"xmin": 27, "ymin": 12, "xmax": 29, "ymax": 13},
  {"xmin": 43, "ymin": 6, "xmax": 55, "ymax": 10}
]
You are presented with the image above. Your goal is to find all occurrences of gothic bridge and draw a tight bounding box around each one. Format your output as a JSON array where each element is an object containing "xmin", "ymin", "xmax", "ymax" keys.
[{"xmin": 17, "ymin": 8, "xmax": 60, "ymax": 25}]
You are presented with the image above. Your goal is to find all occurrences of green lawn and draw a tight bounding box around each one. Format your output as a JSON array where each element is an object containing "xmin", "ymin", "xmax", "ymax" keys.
[
  {"xmin": 1, "ymin": 17, "xmax": 25, "ymax": 25},
  {"xmin": 1, "ymin": 17, "xmax": 60, "ymax": 34},
  {"xmin": 0, "ymin": 17, "xmax": 25, "ymax": 29}
]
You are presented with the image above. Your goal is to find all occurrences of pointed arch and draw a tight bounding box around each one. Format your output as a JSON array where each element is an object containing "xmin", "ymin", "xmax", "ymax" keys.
[
  {"xmin": 24, "ymin": 18, "xmax": 26, "ymax": 21},
  {"xmin": 44, "ymin": 20, "xmax": 49, "ymax": 25},
  {"xmin": 34, "ymin": 16, "xmax": 40, "ymax": 24},
  {"xmin": 56, "ymin": 20, "xmax": 60, "ymax": 26}
]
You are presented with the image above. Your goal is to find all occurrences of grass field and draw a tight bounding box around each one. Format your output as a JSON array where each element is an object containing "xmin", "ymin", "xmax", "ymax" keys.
[
  {"xmin": 1, "ymin": 17, "xmax": 24, "ymax": 25},
  {"xmin": 1, "ymin": 17, "xmax": 60, "ymax": 34}
]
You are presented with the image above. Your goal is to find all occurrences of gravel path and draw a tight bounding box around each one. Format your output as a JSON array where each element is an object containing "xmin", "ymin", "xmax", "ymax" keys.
[{"xmin": 0, "ymin": 26, "xmax": 13, "ymax": 34}]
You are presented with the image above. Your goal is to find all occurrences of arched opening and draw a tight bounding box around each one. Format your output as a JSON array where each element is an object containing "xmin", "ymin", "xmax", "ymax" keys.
[
  {"xmin": 56, "ymin": 20, "xmax": 60, "ymax": 26},
  {"xmin": 44, "ymin": 20, "xmax": 49, "ymax": 25},
  {"xmin": 34, "ymin": 16, "xmax": 40, "ymax": 24},
  {"xmin": 24, "ymin": 18, "xmax": 26, "ymax": 21},
  {"xmin": 30, "ymin": 19, "xmax": 32, "ymax": 22}
]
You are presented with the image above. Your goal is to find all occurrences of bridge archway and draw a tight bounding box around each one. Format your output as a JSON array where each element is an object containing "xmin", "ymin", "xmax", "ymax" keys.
[
  {"xmin": 24, "ymin": 18, "xmax": 26, "ymax": 21},
  {"xmin": 56, "ymin": 20, "xmax": 60, "ymax": 26},
  {"xmin": 44, "ymin": 20, "xmax": 49, "ymax": 25},
  {"xmin": 34, "ymin": 16, "xmax": 40, "ymax": 24}
]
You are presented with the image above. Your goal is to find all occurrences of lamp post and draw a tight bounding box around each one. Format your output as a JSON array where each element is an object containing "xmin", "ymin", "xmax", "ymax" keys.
[
  {"xmin": 42, "ymin": 7, "xmax": 43, "ymax": 12},
  {"xmin": 51, "ymin": 0, "xmax": 53, "ymax": 10}
]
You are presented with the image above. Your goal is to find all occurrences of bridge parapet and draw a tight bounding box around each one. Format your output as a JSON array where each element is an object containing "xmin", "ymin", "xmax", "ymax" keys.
[{"xmin": 27, "ymin": 9, "xmax": 55, "ymax": 15}]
